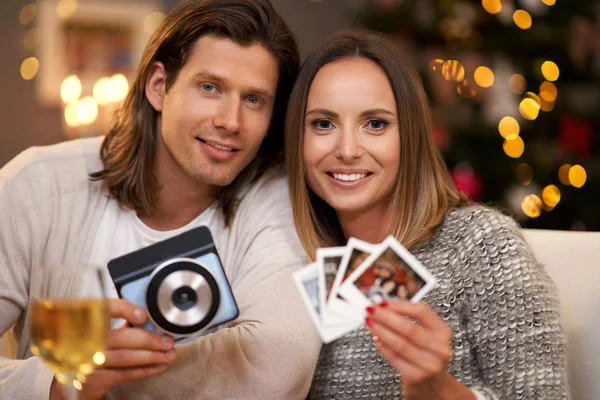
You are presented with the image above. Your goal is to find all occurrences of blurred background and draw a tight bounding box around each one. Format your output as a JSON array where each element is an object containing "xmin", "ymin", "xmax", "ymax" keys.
[{"xmin": 1, "ymin": 0, "xmax": 598, "ymax": 231}]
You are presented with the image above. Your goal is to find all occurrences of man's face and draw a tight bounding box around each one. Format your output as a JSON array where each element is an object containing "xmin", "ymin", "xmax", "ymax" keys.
[{"xmin": 154, "ymin": 35, "xmax": 279, "ymax": 187}]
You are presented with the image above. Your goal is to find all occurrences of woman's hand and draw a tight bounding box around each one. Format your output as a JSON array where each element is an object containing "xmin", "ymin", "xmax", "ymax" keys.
[{"xmin": 365, "ymin": 300, "xmax": 475, "ymax": 400}]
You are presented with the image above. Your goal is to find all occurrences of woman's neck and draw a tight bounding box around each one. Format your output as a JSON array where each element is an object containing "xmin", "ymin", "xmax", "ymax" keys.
[{"xmin": 336, "ymin": 205, "xmax": 392, "ymax": 244}]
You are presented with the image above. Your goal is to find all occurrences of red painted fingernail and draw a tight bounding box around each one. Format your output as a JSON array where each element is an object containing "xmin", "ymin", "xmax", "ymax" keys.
[
  {"xmin": 366, "ymin": 306, "xmax": 376, "ymax": 314},
  {"xmin": 380, "ymin": 300, "xmax": 389, "ymax": 308},
  {"xmin": 365, "ymin": 316, "xmax": 375, "ymax": 328}
]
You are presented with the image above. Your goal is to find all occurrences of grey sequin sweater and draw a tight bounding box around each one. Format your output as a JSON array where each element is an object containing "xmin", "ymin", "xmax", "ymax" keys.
[{"xmin": 309, "ymin": 205, "xmax": 570, "ymax": 399}]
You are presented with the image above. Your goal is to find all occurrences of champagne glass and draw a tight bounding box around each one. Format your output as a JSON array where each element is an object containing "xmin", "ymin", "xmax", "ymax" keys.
[{"xmin": 29, "ymin": 265, "xmax": 110, "ymax": 400}]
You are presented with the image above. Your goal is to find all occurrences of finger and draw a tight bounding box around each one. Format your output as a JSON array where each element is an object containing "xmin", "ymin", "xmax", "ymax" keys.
[
  {"xmin": 107, "ymin": 298, "xmax": 147, "ymax": 325},
  {"xmin": 383, "ymin": 301, "xmax": 450, "ymax": 335},
  {"xmin": 367, "ymin": 307, "xmax": 450, "ymax": 359},
  {"xmin": 87, "ymin": 364, "xmax": 170, "ymax": 388},
  {"xmin": 374, "ymin": 339, "xmax": 425, "ymax": 384},
  {"xmin": 368, "ymin": 320, "xmax": 450, "ymax": 375},
  {"xmin": 108, "ymin": 327, "xmax": 174, "ymax": 351},
  {"xmin": 102, "ymin": 348, "xmax": 176, "ymax": 368}
]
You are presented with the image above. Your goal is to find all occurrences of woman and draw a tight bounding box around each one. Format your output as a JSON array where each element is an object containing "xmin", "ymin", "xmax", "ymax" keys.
[{"xmin": 285, "ymin": 30, "xmax": 569, "ymax": 399}]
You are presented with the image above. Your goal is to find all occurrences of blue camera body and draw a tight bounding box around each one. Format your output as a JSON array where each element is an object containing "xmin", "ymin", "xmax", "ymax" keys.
[{"xmin": 108, "ymin": 226, "xmax": 239, "ymax": 343}]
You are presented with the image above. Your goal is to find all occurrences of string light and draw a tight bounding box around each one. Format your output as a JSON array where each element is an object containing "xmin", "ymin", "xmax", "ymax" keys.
[
  {"xmin": 558, "ymin": 164, "xmax": 571, "ymax": 185},
  {"xmin": 568, "ymin": 165, "xmax": 587, "ymax": 188},
  {"xmin": 498, "ymin": 116, "xmax": 520, "ymax": 139},
  {"xmin": 19, "ymin": 4, "xmax": 37, "ymax": 25},
  {"xmin": 503, "ymin": 136, "xmax": 525, "ymax": 158},
  {"xmin": 542, "ymin": 185, "xmax": 561, "ymax": 208},
  {"xmin": 522, "ymin": 194, "xmax": 542, "ymax": 218},
  {"xmin": 541, "ymin": 61, "xmax": 559, "ymax": 81},
  {"xmin": 23, "ymin": 28, "xmax": 41, "ymax": 51},
  {"xmin": 474, "ymin": 66, "xmax": 494, "ymax": 88},
  {"xmin": 519, "ymin": 98, "xmax": 540, "ymax": 120},
  {"xmin": 539, "ymin": 82, "xmax": 557, "ymax": 102},
  {"xmin": 509, "ymin": 74, "xmax": 526, "ymax": 94},
  {"xmin": 430, "ymin": 59, "xmax": 445, "ymax": 72},
  {"xmin": 20, "ymin": 57, "xmax": 39, "ymax": 80},
  {"xmin": 61, "ymin": 75, "xmax": 82, "ymax": 103},
  {"xmin": 541, "ymin": 0, "xmax": 556, "ymax": 5},
  {"xmin": 513, "ymin": 10, "xmax": 532, "ymax": 30},
  {"xmin": 442, "ymin": 60, "xmax": 465, "ymax": 82},
  {"xmin": 457, "ymin": 80, "xmax": 477, "ymax": 98},
  {"xmin": 481, "ymin": 0, "xmax": 501, "ymax": 14},
  {"xmin": 75, "ymin": 97, "xmax": 99, "ymax": 125}
]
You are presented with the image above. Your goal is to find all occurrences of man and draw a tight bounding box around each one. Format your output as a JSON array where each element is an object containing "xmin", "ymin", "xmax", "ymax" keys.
[{"xmin": 0, "ymin": 0, "xmax": 321, "ymax": 399}]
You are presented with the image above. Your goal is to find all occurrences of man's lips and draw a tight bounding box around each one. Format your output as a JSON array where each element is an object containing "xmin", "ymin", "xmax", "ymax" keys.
[{"xmin": 196, "ymin": 138, "xmax": 240, "ymax": 152}]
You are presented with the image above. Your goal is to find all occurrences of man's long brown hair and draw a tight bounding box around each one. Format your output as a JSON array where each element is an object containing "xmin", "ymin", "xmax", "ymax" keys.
[
  {"xmin": 90, "ymin": 0, "xmax": 299, "ymax": 226},
  {"xmin": 284, "ymin": 30, "xmax": 468, "ymax": 260}
]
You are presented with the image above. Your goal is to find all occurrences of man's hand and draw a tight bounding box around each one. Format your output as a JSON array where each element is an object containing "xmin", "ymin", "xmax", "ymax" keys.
[{"xmin": 50, "ymin": 299, "xmax": 176, "ymax": 400}]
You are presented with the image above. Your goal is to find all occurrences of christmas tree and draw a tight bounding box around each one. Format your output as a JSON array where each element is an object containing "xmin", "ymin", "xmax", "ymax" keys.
[{"xmin": 353, "ymin": 0, "xmax": 599, "ymax": 231}]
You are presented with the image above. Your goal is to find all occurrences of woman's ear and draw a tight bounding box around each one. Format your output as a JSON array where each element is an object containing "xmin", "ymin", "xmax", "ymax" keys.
[{"xmin": 146, "ymin": 61, "xmax": 167, "ymax": 112}]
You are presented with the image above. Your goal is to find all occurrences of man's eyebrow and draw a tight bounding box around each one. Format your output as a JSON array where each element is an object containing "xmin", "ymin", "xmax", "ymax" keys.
[{"xmin": 192, "ymin": 71, "xmax": 275, "ymax": 99}]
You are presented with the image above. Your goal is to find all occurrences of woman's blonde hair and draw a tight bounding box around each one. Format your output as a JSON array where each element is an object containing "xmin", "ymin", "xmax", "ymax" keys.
[{"xmin": 284, "ymin": 30, "xmax": 468, "ymax": 260}]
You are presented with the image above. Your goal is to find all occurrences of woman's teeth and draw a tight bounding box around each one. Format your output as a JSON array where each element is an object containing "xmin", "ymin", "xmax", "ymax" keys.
[{"xmin": 332, "ymin": 173, "xmax": 368, "ymax": 182}]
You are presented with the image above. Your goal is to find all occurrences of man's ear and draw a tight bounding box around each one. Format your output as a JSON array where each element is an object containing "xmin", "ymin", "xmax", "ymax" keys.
[{"xmin": 146, "ymin": 61, "xmax": 167, "ymax": 112}]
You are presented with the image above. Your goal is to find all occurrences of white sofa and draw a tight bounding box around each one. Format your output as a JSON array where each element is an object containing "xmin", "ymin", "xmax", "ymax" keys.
[{"xmin": 523, "ymin": 229, "xmax": 600, "ymax": 400}]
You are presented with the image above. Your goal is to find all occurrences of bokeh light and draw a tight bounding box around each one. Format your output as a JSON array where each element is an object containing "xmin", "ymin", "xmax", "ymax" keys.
[
  {"xmin": 481, "ymin": 0, "xmax": 501, "ymax": 14},
  {"xmin": 541, "ymin": 0, "xmax": 556, "ymax": 5},
  {"xmin": 509, "ymin": 74, "xmax": 526, "ymax": 94},
  {"xmin": 57, "ymin": 0, "xmax": 78, "ymax": 20},
  {"xmin": 20, "ymin": 57, "xmax": 39, "ymax": 80},
  {"xmin": 23, "ymin": 28, "xmax": 41, "ymax": 51},
  {"xmin": 457, "ymin": 80, "xmax": 476, "ymax": 98},
  {"xmin": 522, "ymin": 194, "xmax": 542, "ymax": 218},
  {"xmin": 19, "ymin": 4, "xmax": 37, "ymax": 25},
  {"xmin": 515, "ymin": 163, "xmax": 533, "ymax": 185},
  {"xmin": 513, "ymin": 10, "xmax": 532, "ymax": 30},
  {"xmin": 498, "ymin": 116, "xmax": 520, "ymax": 138},
  {"xmin": 558, "ymin": 164, "xmax": 571, "ymax": 185},
  {"xmin": 430, "ymin": 59, "xmax": 445, "ymax": 72},
  {"xmin": 474, "ymin": 66, "xmax": 494, "ymax": 88},
  {"xmin": 442, "ymin": 60, "xmax": 465, "ymax": 82},
  {"xmin": 93, "ymin": 77, "xmax": 111, "ymax": 105},
  {"xmin": 61, "ymin": 75, "xmax": 82, "ymax": 103},
  {"xmin": 519, "ymin": 98, "xmax": 540, "ymax": 120},
  {"xmin": 540, "ymin": 98, "xmax": 555, "ymax": 112},
  {"xmin": 568, "ymin": 165, "xmax": 587, "ymax": 188},
  {"xmin": 107, "ymin": 74, "xmax": 129, "ymax": 103},
  {"xmin": 523, "ymin": 92, "xmax": 541, "ymax": 107},
  {"xmin": 503, "ymin": 136, "xmax": 525, "ymax": 158},
  {"xmin": 541, "ymin": 61, "xmax": 559, "ymax": 81},
  {"xmin": 64, "ymin": 102, "xmax": 80, "ymax": 127},
  {"xmin": 539, "ymin": 81, "xmax": 557, "ymax": 102},
  {"xmin": 75, "ymin": 97, "xmax": 99, "ymax": 125},
  {"xmin": 542, "ymin": 185, "xmax": 561, "ymax": 208},
  {"xmin": 144, "ymin": 12, "xmax": 165, "ymax": 35}
]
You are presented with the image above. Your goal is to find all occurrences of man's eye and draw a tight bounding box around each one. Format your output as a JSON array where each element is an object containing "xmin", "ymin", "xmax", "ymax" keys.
[
  {"xmin": 247, "ymin": 96, "xmax": 261, "ymax": 105},
  {"xmin": 366, "ymin": 119, "xmax": 387, "ymax": 130},
  {"xmin": 201, "ymin": 84, "xmax": 215, "ymax": 92}
]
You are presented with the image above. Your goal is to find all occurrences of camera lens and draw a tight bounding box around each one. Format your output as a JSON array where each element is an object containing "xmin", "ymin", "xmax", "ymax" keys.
[{"xmin": 172, "ymin": 286, "xmax": 197, "ymax": 310}]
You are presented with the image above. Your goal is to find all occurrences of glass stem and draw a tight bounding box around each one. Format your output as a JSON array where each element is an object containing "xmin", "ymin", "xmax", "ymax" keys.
[{"xmin": 62, "ymin": 383, "xmax": 79, "ymax": 400}]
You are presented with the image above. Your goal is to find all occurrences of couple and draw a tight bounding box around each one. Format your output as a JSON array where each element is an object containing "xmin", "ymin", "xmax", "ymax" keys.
[{"xmin": 0, "ymin": 0, "xmax": 569, "ymax": 399}]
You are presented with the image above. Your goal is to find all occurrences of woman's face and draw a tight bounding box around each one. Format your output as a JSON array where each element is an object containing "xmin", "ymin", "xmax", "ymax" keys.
[{"xmin": 303, "ymin": 57, "xmax": 400, "ymax": 215}]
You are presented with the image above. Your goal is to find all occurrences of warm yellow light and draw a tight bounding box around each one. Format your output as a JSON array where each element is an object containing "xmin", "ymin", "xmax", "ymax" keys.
[
  {"xmin": 568, "ymin": 165, "xmax": 587, "ymax": 188},
  {"xmin": 144, "ymin": 12, "xmax": 165, "ymax": 35},
  {"xmin": 540, "ymin": 98, "xmax": 555, "ymax": 112},
  {"xmin": 23, "ymin": 28, "xmax": 41, "ymax": 51},
  {"xmin": 539, "ymin": 81, "xmax": 557, "ymax": 102},
  {"xmin": 93, "ymin": 77, "xmax": 111, "ymax": 105},
  {"xmin": 64, "ymin": 102, "xmax": 80, "ymax": 127},
  {"xmin": 503, "ymin": 136, "xmax": 525, "ymax": 158},
  {"xmin": 541, "ymin": 61, "xmax": 559, "ymax": 81},
  {"xmin": 106, "ymin": 74, "xmax": 129, "ymax": 103},
  {"xmin": 19, "ymin": 4, "xmax": 37, "ymax": 25},
  {"xmin": 498, "ymin": 116, "xmax": 520, "ymax": 138},
  {"xmin": 430, "ymin": 59, "xmax": 445, "ymax": 72},
  {"xmin": 519, "ymin": 98, "xmax": 540, "ymax": 120},
  {"xmin": 93, "ymin": 351, "xmax": 106, "ymax": 366},
  {"xmin": 509, "ymin": 74, "xmax": 526, "ymax": 94},
  {"xmin": 482, "ymin": 0, "xmax": 502, "ymax": 14},
  {"xmin": 61, "ymin": 75, "xmax": 82, "ymax": 103},
  {"xmin": 542, "ymin": 185, "xmax": 561, "ymax": 207},
  {"xmin": 558, "ymin": 164, "xmax": 571, "ymax": 185},
  {"xmin": 474, "ymin": 66, "xmax": 494, "ymax": 88},
  {"xmin": 513, "ymin": 10, "xmax": 532, "ymax": 30},
  {"xmin": 75, "ymin": 97, "xmax": 98, "ymax": 125},
  {"xmin": 456, "ymin": 80, "xmax": 476, "ymax": 98},
  {"xmin": 20, "ymin": 57, "xmax": 39, "ymax": 80},
  {"xmin": 442, "ymin": 60, "xmax": 465, "ymax": 82},
  {"xmin": 542, "ymin": 0, "xmax": 556, "ymax": 5},
  {"xmin": 523, "ymin": 92, "xmax": 541, "ymax": 107},
  {"xmin": 522, "ymin": 194, "xmax": 542, "ymax": 218},
  {"xmin": 515, "ymin": 163, "xmax": 533, "ymax": 185},
  {"xmin": 57, "ymin": 0, "xmax": 77, "ymax": 20}
]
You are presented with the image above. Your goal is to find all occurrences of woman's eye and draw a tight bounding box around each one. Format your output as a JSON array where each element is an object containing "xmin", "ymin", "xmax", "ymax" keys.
[
  {"xmin": 313, "ymin": 120, "xmax": 333, "ymax": 130},
  {"xmin": 366, "ymin": 119, "xmax": 387, "ymax": 130},
  {"xmin": 201, "ymin": 84, "xmax": 215, "ymax": 92}
]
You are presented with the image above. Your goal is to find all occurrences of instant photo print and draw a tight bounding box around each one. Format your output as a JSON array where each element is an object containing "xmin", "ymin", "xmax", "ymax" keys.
[
  {"xmin": 293, "ymin": 263, "xmax": 361, "ymax": 344},
  {"xmin": 108, "ymin": 226, "xmax": 239, "ymax": 344},
  {"xmin": 339, "ymin": 235, "xmax": 437, "ymax": 313}
]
